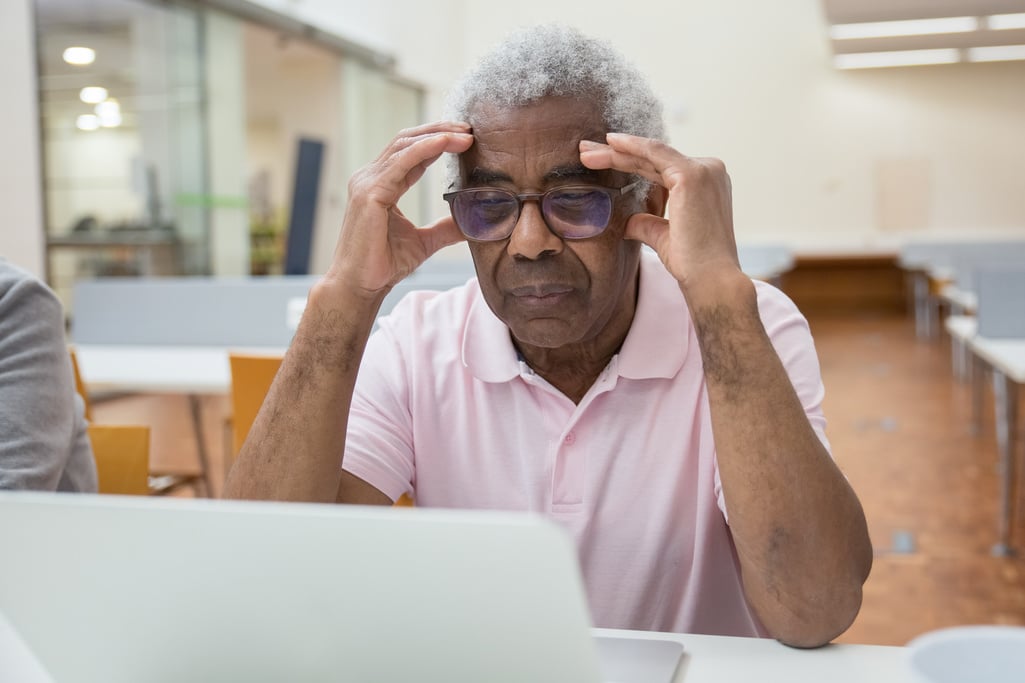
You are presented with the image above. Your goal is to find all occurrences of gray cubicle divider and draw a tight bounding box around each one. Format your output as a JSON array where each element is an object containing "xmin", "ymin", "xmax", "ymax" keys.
[
  {"xmin": 71, "ymin": 255, "xmax": 479, "ymax": 348},
  {"xmin": 976, "ymin": 268, "xmax": 1025, "ymax": 339},
  {"xmin": 72, "ymin": 276, "xmax": 321, "ymax": 348},
  {"xmin": 736, "ymin": 244, "xmax": 794, "ymax": 282}
]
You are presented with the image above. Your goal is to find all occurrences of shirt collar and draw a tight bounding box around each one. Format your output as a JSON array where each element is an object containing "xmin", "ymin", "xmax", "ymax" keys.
[
  {"xmin": 462, "ymin": 249, "xmax": 690, "ymax": 383},
  {"xmin": 617, "ymin": 249, "xmax": 690, "ymax": 380}
]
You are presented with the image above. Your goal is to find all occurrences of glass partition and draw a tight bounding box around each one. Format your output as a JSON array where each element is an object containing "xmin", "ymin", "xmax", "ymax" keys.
[{"xmin": 35, "ymin": 0, "xmax": 208, "ymax": 306}]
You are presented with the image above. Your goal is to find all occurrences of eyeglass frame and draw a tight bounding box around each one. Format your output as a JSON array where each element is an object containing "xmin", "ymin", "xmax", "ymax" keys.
[{"xmin": 441, "ymin": 179, "xmax": 644, "ymax": 242}]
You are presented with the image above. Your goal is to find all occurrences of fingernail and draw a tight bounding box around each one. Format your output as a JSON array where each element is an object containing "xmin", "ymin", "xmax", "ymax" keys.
[{"xmin": 579, "ymin": 140, "xmax": 602, "ymax": 149}]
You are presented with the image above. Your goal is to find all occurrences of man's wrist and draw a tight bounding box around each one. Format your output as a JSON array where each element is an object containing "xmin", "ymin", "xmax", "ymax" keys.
[{"xmin": 679, "ymin": 269, "xmax": 757, "ymax": 314}]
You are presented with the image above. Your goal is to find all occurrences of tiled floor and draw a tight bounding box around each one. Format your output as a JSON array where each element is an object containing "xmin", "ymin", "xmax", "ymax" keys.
[{"xmin": 91, "ymin": 311, "xmax": 1025, "ymax": 646}]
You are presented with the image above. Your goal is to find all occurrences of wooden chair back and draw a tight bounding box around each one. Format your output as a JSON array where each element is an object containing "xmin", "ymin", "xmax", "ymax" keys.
[{"xmin": 88, "ymin": 425, "xmax": 150, "ymax": 496}]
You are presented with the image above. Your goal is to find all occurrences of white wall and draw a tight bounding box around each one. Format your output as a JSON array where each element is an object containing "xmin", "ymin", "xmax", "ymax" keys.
[
  {"xmin": 0, "ymin": 0, "xmax": 45, "ymax": 276},
  {"xmin": 252, "ymin": 0, "xmax": 1025, "ymax": 253}
]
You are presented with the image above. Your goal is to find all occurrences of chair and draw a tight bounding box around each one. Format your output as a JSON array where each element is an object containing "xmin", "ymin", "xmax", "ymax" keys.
[
  {"xmin": 228, "ymin": 353, "xmax": 284, "ymax": 459},
  {"xmin": 68, "ymin": 347, "xmax": 93, "ymax": 422},
  {"xmin": 228, "ymin": 352, "xmax": 413, "ymax": 506},
  {"xmin": 70, "ymin": 348, "xmax": 205, "ymax": 497},
  {"xmin": 88, "ymin": 425, "xmax": 150, "ymax": 496}
]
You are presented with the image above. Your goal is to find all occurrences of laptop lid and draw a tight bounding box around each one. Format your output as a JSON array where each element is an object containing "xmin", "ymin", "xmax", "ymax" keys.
[{"xmin": 0, "ymin": 493, "xmax": 604, "ymax": 683}]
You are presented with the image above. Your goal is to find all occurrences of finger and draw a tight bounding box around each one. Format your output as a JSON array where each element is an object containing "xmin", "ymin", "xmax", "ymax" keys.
[
  {"xmin": 376, "ymin": 121, "xmax": 472, "ymax": 162},
  {"xmin": 623, "ymin": 212, "xmax": 669, "ymax": 250},
  {"xmin": 368, "ymin": 133, "xmax": 473, "ymax": 203},
  {"xmin": 579, "ymin": 140, "xmax": 665, "ymax": 188},
  {"xmin": 418, "ymin": 214, "xmax": 465, "ymax": 256},
  {"xmin": 603, "ymin": 133, "xmax": 694, "ymax": 179}
]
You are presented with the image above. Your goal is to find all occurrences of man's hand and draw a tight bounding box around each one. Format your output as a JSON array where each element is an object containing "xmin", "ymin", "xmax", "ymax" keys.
[
  {"xmin": 584, "ymin": 133, "xmax": 872, "ymax": 648},
  {"xmin": 223, "ymin": 122, "xmax": 473, "ymax": 505},
  {"xmin": 579, "ymin": 133, "xmax": 741, "ymax": 294},
  {"xmin": 326, "ymin": 122, "xmax": 474, "ymax": 297}
]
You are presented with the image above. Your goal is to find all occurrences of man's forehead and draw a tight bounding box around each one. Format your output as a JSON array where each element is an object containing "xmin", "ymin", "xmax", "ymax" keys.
[
  {"xmin": 466, "ymin": 96, "xmax": 604, "ymax": 135},
  {"xmin": 459, "ymin": 96, "xmax": 609, "ymax": 184}
]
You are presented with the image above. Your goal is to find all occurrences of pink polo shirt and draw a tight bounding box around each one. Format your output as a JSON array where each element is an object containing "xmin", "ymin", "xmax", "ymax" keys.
[{"xmin": 343, "ymin": 250, "xmax": 829, "ymax": 637}]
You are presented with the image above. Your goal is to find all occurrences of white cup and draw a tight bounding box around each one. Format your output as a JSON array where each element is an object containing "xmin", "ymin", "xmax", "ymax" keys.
[{"xmin": 907, "ymin": 625, "xmax": 1025, "ymax": 683}]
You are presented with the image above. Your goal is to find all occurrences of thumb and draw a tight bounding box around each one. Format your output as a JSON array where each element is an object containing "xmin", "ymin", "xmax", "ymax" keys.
[
  {"xmin": 420, "ymin": 214, "xmax": 466, "ymax": 257},
  {"xmin": 624, "ymin": 213, "xmax": 669, "ymax": 250}
]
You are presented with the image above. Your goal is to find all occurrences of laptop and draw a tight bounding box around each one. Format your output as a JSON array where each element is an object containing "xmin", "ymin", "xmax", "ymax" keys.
[{"xmin": 0, "ymin": 493, "xmax": 682, "ymax": 683}]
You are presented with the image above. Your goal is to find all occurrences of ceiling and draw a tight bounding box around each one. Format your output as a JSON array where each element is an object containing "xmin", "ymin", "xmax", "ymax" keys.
[{"xmin": 821, "ymin": 0, "xmax": 1025, "ymax": 55}]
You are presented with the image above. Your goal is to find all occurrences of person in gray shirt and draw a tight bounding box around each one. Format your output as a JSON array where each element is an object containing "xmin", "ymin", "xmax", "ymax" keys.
[{"xmin": 0, "ymin": 259, "xmax": 96, "ymax": 491}]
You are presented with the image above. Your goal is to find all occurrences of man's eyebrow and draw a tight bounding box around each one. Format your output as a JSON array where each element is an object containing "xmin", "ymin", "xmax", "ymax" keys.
[
  {"xmin": 466, "ymin": 168, "xmax": 513, "ymax": 185},
  {"xmin": 544, "ymin": 164, "xmax": 601, "ymax": 182}
]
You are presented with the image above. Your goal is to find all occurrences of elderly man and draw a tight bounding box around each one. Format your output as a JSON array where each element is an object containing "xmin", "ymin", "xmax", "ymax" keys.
[{"xmin": 224, "ymin": 25, "xmax": 871, "ymax": 647}]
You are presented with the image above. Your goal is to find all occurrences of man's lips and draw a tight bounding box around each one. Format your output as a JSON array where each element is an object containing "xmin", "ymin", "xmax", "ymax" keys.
[{"xmin": 507, "ymin": 284, "xmax": 575, "ymax": 299}]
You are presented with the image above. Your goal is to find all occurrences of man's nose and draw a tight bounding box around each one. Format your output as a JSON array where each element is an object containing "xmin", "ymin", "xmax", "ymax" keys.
[{"xmin": 506, "ymin": 200, "xmax": 563, "ymax": 260}]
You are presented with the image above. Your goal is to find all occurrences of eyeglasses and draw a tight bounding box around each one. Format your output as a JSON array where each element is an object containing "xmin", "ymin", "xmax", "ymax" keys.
[{"xmin": 442, "ymin": 180, "xmax": 642, "ymax": 242}]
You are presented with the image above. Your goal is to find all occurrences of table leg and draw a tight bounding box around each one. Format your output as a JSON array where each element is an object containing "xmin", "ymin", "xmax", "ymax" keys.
[
  {"xmin": 992, "ymin": 371, "xmax": 1019, "ymax": 557},
  {"xmin": 972, "ymin": 354, "xmax": 986, "ymax": 437},
  {"xmin": 913, "ymin": 273, "xmax": 930, "ymax": 339},
  {"xmin": 188, "ymin": 394, "xmax": 213, "ymax": 497}
]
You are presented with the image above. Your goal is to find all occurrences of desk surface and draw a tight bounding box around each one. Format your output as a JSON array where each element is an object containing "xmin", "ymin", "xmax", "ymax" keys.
[
  {"xmin": 74, "ymin": 345, "xmax": 283, "ymax": 395},
  {"xmin": 946, "ymin": 317, "xmax": 1025, "ymax": 384},
  {"xmin": 594, "ymin": 629, "xmax": 912, "ymax": 682}
]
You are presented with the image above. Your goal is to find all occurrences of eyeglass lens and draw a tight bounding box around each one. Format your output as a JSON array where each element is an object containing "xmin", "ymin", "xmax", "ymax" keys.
[{"xmin": 449, "ymin": 187, "xmax": 615, "ymax": 241}]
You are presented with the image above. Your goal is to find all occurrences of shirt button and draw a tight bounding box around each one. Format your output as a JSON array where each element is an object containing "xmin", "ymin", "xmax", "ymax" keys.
[{"xmin": 564, "ymin": 432, "xmax": 576, "ymax": 445}]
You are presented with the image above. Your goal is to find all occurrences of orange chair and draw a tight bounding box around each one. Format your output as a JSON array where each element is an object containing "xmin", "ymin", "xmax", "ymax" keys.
[
  {"xmin": 68, "ymin": 347, "xmax": 93, "ymax": 422},
  {"xmin": 228, "ymin": 353, "xmax": 284, "ymax": 459},
  {"xmin": 228, "ymin": 352, "xmax": 412, "ymax": 506},
  {"xmin": 70, "ymin": 347, "xmax": 204, "ymax": 496},
  {"xmin": 88, "ymin": 425, "xmax": 150, "ymax": 496}
]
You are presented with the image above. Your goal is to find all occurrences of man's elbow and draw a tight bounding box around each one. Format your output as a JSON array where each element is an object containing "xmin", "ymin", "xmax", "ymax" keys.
[{"xmin": 767, "ymin": 554, "xmax": 871, "ymax": 649}]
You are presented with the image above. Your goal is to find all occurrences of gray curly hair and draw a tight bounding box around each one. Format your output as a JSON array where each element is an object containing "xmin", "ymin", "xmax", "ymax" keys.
[{"xmin": 443, "ymin": 24, "xmax": 666, "ymax": 199}]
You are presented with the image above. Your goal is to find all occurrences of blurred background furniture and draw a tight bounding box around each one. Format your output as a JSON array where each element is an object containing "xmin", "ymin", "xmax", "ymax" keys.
[{"xmin": 88, "ymin": 424, "xmax": 150, "ymax": 496}]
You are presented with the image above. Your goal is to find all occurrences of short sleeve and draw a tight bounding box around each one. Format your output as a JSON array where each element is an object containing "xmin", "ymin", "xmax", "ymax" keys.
[{"xmin": 342, "ymin": 298, "xmax": 421, "ymax": 502}]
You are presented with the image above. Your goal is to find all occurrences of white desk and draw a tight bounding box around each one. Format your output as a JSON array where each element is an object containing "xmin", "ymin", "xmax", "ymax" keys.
[
  {"xmin": 593, "ymin": 629, "xmax": 913, "ymax": 682},
  {"xmin": 944, "ymin": 316, "xmax": 1025, "ymax": 555},
  {"xmin": 74, "ymin": 345, "xmax": 284, "ymax": 494}
]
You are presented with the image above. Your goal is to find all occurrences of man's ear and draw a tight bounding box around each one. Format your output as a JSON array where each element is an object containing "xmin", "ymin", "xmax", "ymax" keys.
[{"xmin": 644, "ymin": 183, "xmax": 668, "ymax": 218}]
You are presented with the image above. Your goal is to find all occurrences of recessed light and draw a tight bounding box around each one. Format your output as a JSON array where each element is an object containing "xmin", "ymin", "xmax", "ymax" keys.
[
  {"xmin": 834, "ymin": 49, "xmax": 961, "ymax": 69},
  {"xmin": 79, "ymin": 86, "xmax": 108, "ymax": 104},
  {"xmin": 76, "ymin": 114, "xmax": 100, "ymax": 131},
  {"xmin": 95, "ymin": 99, "xmax": 122, "ymax": 127},
  {"xmin": 63, "ymin": 47, "xmax": 96, "ymax": 66},
  {"xmin": 987, "ymin": 13, "xmax": 1025, "ymax": 30},
  {"xmin": 830, "ymin": 17, "xmax": 978, "ymax": 40},
  {"xmin": 967, "ymin": 45, "xmax": 1025, "ymax": 62}
]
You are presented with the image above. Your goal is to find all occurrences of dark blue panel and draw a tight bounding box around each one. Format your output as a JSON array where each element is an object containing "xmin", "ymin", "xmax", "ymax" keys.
[{"xmin": 284, "ymin": 138, "xmax": 325, "ymax": 275}]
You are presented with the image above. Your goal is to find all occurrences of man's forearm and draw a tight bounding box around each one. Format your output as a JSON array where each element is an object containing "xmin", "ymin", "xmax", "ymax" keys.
[
  {"xmin": 687, "ymin": 274, "xmax": 872, "ymax": 647},
  {"xmin": 222, "ymin": 278, "xmax": 384, "ymax": 502}
]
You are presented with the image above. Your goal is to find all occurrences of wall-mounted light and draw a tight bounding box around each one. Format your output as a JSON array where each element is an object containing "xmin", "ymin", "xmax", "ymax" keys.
[
  {"xmin": 79, "ymin": 86, "xmax": 108, "ymax": 104},
  {"xmin": 834, "ymin": 48, "xmax": 961, "ymax": 69},
  {"xmin": 63, "ymin": 47, "xmax": 95, "ymax": 66},
  {"xmin": 76, "ymin": 114, "xmax": 100, "ymax": 131}
]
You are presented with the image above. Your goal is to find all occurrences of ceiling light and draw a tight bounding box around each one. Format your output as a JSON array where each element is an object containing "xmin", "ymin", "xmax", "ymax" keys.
[
  {"xmin": 834, "ymin": 49, "xmax": 961, "ymax": 69},
  {"xmin": 830, "ymin": 17, "xmax": 978, "ymax": 40},
  {"xmin": 79, "ymin": 86, "xmax": 108, "ymax": 104},
  {"xmin": 62, "ymin": 47, "xmax": 96, "ymax": 66},
  {"xmin": 99, "ymin": 111, "xmax": 123, "ymax": 128},
  {"xmin": 76, "ymin": 114, "xmax": 100, "ymax": 131},
  {"xmin": 987, "ymin": 13, "xmax": 1025, "ymax": 30},
  {"xmin": 95, "ymin": 99, "xmax": 122, "ymax": 127},
  {"xmin": 94, "ymin": 99, "xmax": 120, "ymax": 117},
  {"xmin": 967, "ymin": 44, "xmax": 1025, "ymax": 62}
]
